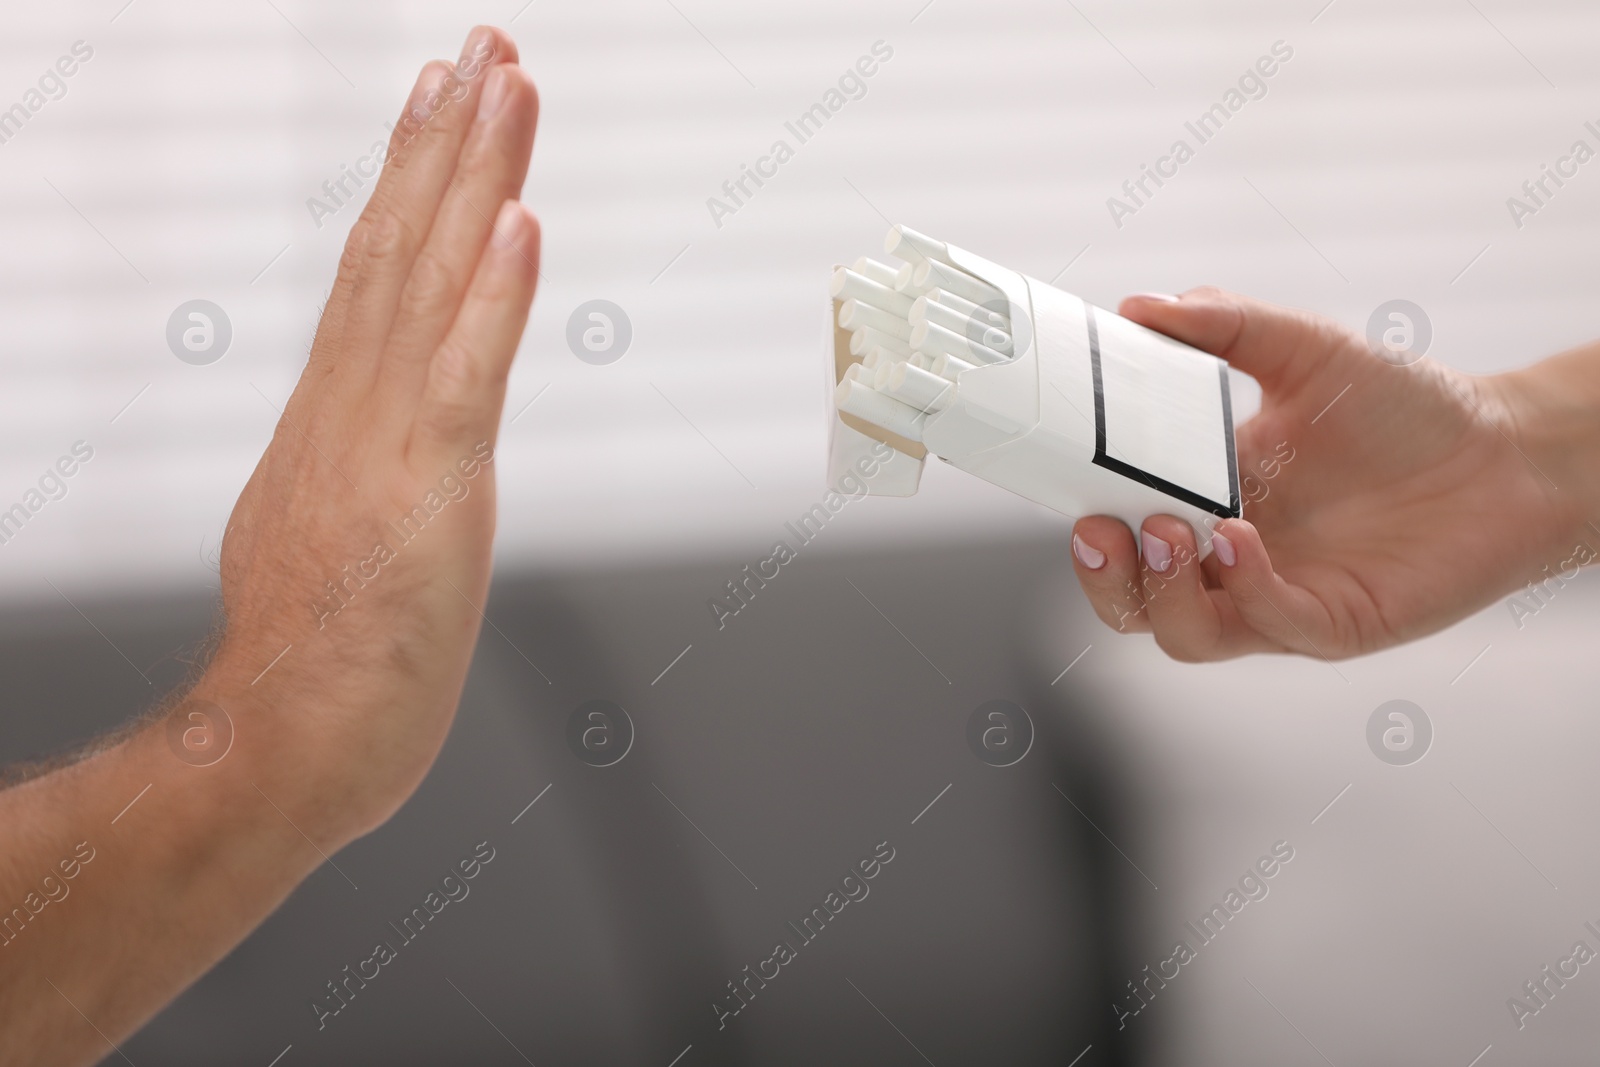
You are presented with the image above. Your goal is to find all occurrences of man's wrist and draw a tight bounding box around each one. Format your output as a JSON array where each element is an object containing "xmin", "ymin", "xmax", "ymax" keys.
[
  {"xmin": 181, "ymin": 653, "xmax": 351, "ymax": 847},
  {"xmin": 188, "ymin": 641, "xmax": 406, "ymax": 850},
  {"xmin": 116, "ymin": 677, "xmax": 320, "ymax": 877}
]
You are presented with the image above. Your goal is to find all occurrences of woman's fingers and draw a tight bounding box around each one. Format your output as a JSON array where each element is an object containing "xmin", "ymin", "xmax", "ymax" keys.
[
  {"xmin": 1139, "ymin": 516, "xmax": 1286, "ymax": 660},
  {"xmin": 1208, "ymin": 518, "xmax": 1342, "ymax": 657},
  {"xmin": 411, "ymin": 199, "xmax": 541, "ymax": 461},
  {"xmin": 380, "ymin": 62, "xmax": 539, "ymax": 408},
  {"xmin": 1071, "ymin": 516, "xmax": 1150, "ymax": 634},
  {"xmin": 1136, "ymin": 515, "xmax": 1226, "ymax": 660},
  {"xmin": 1073, "ymin": 514, "xmax": 1325, "ymax": 660}
]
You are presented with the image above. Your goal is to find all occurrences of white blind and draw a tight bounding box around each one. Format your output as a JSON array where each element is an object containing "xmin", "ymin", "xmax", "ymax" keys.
[{"xmin": 1, "ymin": 0, "xmax": 1594, "ymax": 602}]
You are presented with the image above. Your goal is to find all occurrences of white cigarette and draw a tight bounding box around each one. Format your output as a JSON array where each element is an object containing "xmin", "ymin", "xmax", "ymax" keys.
[
  {"xmin": 843, "ymin": 361, "xmax": 871, "ymax": 384},
  {"xmin": 853, "ymin": 257, "xmax": 900, "ymax": 288},
  {"xmin": 910, "ymin": 298, "xmax": 1012, "ymax": 353},
  {"xmin": 873, "ymin": 360, "xmax": 897, "ymax": 390},
  {"xmin": 913, "ymin": 290, "xmax": 1005, "ymax": 330},
  {"xmin": 876, "ymin": 349, "xmax": 909, "ymax": 372},
  {"xmin": 892, "ymin": 262, "xmax": 922, "ymax": 295},
  {"xmin": 883, "ymin": 224, "xmax": 953, "ymax": 268},
  {"xmin": 851, "ymin": 328, "xmax": 912, "ymax": 358},
  {"xmin": 910, "ymin": 319, "xmax": 1008, "ymax": 365},
  {"xmin": 839, "ymin": 298, "xmax": 911, "ymax": 341},
  {"xmin": 931, "ymin": 352, "xmax": 978, "ymax": 379},
  {"xmin": 921, "ymin": 287, "xmax": 988, "ymax": 321},
  {"xmin": 949, "ymin": 291, "xmax": 1015, "ymax": 353},
  {"xmin": 886, "ymin": 362, "xmax": 957, "ymax": 413},
  {"xmin": 912, "ymin": 259, "xmax": 1003, "ymax": 308},
  {"xmin": 831, "ymin": 267, "xmax": 914, "ymax": 317},
  {"xmin": 835, "ymin": 378, "xmax": 926, "ymax": 442}
]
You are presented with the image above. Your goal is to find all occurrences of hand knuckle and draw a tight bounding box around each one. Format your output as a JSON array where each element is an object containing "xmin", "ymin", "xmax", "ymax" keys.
[
  {"xmin": 338, "ymin": 216, "xmax": 375, "ymax": 277},
  {"xmin": 433, "ymin": 338, "xmax": 487, "ymax": 392},
  {"xmin": 420, "ymin": 394, "xmax": 477, "ymax": 443},
  {"xmin": 364, "ymin": 208, "xmax": 414, "ymax": 268},
  {"xmin": 404, "ymin": 248, "xmax": 460, "ymax": 321}
]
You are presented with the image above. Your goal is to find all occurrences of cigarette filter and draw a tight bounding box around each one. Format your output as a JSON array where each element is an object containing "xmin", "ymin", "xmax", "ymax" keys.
[{"xmin": 827, "ymin": 226, "xmax": 1240, "ymax": 556}]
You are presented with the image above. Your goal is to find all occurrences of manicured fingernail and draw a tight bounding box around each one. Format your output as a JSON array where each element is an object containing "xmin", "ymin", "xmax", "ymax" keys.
[
  {"xmin": 1131, "ymin": 292, "xmax": 1179, "ymax": 304},
  {"xmin": 1141, "ymin": 530, "xmax": 1173, "ymax": 574},
  {"xmin": 1212, "ymin": 531, "xmax": 1237, "ymax": 567},
  {"xmin": 1072, "ymin": 534, "xmax": 1106, "ymax": 570},
  {"xmin": 479, "ymin": 65, "xmax": 510, "ymax": 119}
]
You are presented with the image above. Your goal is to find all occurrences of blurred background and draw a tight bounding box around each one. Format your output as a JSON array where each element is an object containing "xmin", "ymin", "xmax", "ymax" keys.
[{"xmin": 3, "ymin": 0, "xmax": 1600, "ymax": 1063}]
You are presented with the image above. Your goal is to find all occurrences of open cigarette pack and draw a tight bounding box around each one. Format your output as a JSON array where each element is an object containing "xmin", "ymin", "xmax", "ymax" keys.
[{"xmin": 827, "ymin": 226, "xmax": 1241, "ymax": 555}]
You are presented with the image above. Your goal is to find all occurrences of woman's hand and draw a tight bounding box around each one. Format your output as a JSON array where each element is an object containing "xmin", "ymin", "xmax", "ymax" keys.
[{"xmin": 1069, "ymin": 287, "xmax": 1600, "ymax": 662}]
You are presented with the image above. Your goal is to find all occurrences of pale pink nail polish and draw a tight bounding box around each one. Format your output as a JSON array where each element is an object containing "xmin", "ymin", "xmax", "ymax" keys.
[
  {"xmin": 1212, "ymin": 531, "xmax": 1237, "ymax": 567},
  {"xmin": 1072, "ymin": 534, "xmax": 1106, "ymax": 570},
  {"xmin": 1141, "ymin": 531, "xmax": 1173, "ymax": 574},
  {"xmin": 1131, "ymin": 292, "xmax": 1179, "ymax": 304}
]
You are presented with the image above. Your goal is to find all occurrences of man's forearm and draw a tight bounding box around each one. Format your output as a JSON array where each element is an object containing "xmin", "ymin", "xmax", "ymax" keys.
[
  {"xmin": 0, "ymin": 669, "xmax": 324, "ymax": 1065},
  {"xmin": 0, "ymin": 25, "xmax": 538, "ymax": 1063}
]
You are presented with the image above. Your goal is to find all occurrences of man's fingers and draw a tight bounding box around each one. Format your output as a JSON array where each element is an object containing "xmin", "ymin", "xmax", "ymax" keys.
[
  {"xmin": 310, "ymin": 63, "xmax": 445, "ymax": 380},
  {"xmin": 412, "ymin": 199, "xmax": 541, "ymax": 459},
  {"xmin": 1209, "ymin": 519, "xmax": 1341, "ymax": 657},
  {"xmin": 1071, "ymin": 517, "xmax": 1150, "ymax": 634},
  {"xmin": 1117, "ymin": 287, "xmax": 1345, "ymax": 394},
  {"xmin": 325, "ymin": 28, "xmax": 512, "ymax": 382},
  {"xmin": 380, "ymin": 62, "xmax": 539, "ymax": 409}
]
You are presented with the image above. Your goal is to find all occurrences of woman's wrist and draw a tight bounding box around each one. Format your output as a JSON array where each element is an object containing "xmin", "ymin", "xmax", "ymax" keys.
[{"xmin": 1487, "ymin": 345, "xmax": 1600, "ymax": 551}]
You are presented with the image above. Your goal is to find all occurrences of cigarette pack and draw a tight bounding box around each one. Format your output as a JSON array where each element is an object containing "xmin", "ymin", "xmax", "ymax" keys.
[{"xmin": 827, "ymin": 227, "xmax": 1240, "ymax": 555}]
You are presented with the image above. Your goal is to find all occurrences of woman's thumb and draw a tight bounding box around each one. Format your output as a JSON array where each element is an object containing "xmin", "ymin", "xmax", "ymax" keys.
[{"xmin": 1117, "ymin": 287, "xmax": 1345, "ymax": 392}]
